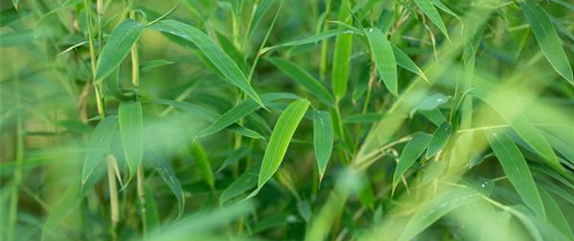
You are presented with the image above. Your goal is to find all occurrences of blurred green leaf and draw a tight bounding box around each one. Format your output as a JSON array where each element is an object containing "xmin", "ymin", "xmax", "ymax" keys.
[
  {"xmin": 81, "ymin": 116, "xmax": 118, "ymax": 184},
  {"xmin": 119, "ymin": 101, "xmax": 144, "ymax": 179},
  {"xmin": 268, "ymin": 57, "xmax": 335, "ymax": 106}
]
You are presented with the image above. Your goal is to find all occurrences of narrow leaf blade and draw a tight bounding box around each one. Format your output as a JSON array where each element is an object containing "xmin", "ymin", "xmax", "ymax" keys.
[
  {"xmin": 486, "ymin": 130, "xmax": 545, "ymax": 218},
  {"xmin": 258, "ymin": 99, "xmax": 310, "ymax": 188},
  {"xmin": 149, "ymin": 20, "xmax": 264, "ymax": 107},
  {"xmin": 119, "ymin": 101, "xmax": 144, "ymax": 179},
  {"xmin": 520, "ymin": 2, "xmax": 573, "ymax": 83},
  {"xmin": 366, "ymin": 28, "xmax": 398, "ymax": 96},
  {"xmin": 95, "ymin": 19, "xmax": 144, "ymax": 80},
  {"xmin": 313, "ymin": 111, "xmax": 334, "ymax": 180}
]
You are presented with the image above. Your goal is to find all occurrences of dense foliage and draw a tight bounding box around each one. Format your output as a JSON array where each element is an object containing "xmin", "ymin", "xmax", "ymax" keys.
[{"xmin": 1, "ymin": 0, "xmax": 573, "ymax": 240}]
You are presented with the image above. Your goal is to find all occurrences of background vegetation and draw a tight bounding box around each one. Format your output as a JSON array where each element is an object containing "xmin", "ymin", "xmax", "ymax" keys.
[{"xmin": 1, "ymin": 0, "xmax": 573, "ymax": 240}]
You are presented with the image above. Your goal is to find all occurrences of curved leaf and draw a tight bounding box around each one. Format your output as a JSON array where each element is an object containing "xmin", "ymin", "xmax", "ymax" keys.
[
  {"xmin": 190, "ymin": 141, "xmax": 215, "ymax": 189},
  {"xmin": 393, "ymin": 132, "xmax": 431, "ymax": 188},
  {"xmin": 413, "ymin": 0, "xmax": 450, "ymax": 40},
  {"xmin": 81, "ymin": 116, "xmax": 118, "ymax": 184},
  {"xmin": 486, "ymin": 130, "xmax": 545, "ymax": 218},
  {"xmin": 197, "ymin": 93, "xmax": 299, "ymax": 138},
  {"xmin": 149, "ymin": 20, "xmax": 264, "ymax": 107},
  {"xmin": 426, "ymin": 121, "xmax": 452, "ymax": 159},
  {"xmin": 313, "ymin": 111, "xmax": 334, "ymax": 181},
  {"xmin": 366, "ymin": 28, "xmax": 398, "ymax": 96},
  {"xmin": 393, "ymin": 46, "xmax": 429, "ymax": 82},
  {"xmin": 268, "ymin": 58, "xmax": 335, "ymax": 106},
  {"xmin": 258, "ymin": 99, "xmax": 310, "ymax": 189},
  {"xmin": 520, "ymin": 2, "xmax": 573, "ymax": 83},
  {"xmin": 95, "ymin": 19, "xmax": 144, "ymax": 80}
]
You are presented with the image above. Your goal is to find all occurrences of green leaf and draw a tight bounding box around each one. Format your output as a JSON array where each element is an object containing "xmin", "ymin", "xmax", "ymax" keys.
[
  {"xmin": 267, "ymin": 58, "xmax": 335, "ymax": 106},
  {"xmin": 150, "ymin": 154, "xmax": 185, "ymax": 218},
  {"xmin": 510, "ymin": 116, "xmax": 564, "ymax": 173},
  {"xmin": 0, "ymin": 7, "xmax": 22, "ymax": 27},
  {"xmin": 261, "ymin": 29, "xmax": 355, "ymax": 54},
  {"xmin": 148, "ymin": 99, "xmax": 218, "ymax": 121},
  {"xmin": 520, "ymin": 1, "xmax": 573, "ymax": 83},
  {"xmin": 119, "ymin": 101, "xmax": 144, "ymax": 178},
  {"xmin": 34, "ymin": 10, "xmax": 67, "ymax": 38},
  {"xmin": 343, "ymin": 113, "xmax": 384, "ymax": 123},
  {"xmin": 539, "ymin": 189, "xmax": 574, "ymax": 240},
  {"xmin": 216, "ymin": 147, "xmax": 249, "ymax": 173},
  {"xmin": 220, "ymin": 167, "xmax": 258, "ymax": 205},
  {"xmin": 393, "ymin": 46, "xmax": 429, "ymax": 82},
  {"xmin": 227, "ymin": 125, "xmax": 265, "ymax": 140},
  {"xmin": 486, "ymin": 130, "xmax": 545, "ymax": 218},
  {"xmin": 366, "ymin": 28, "xmax": 398, "ymax": 96},
  {"xmin": 148, "ymin": 99, "xmax": 266, "ymax": 139},
  {"xmin": 81, "ymin": 116, "xmax": 118, "ymax": 184},
  {"xmin": 149, "ymin": 20, "xmax": 264, "ymax": 107},
  {"xmin": 247, "ymin": 0, "xmax": 278, "ymax": 42},
  {"xmin": 430, "ymin": 0, "xmax": 463, "ymax": 28},
  {"xmin": 190, "ymin": 141, "xmax": 215, "ymax": 189},
  {"xmin": 426, "ymin": 121, "xmax": 452, "ymax": 159},
  {"xmin": 12, "ymin": 0, "xmax": 21, "ymax": 9},
  {"xmin": 197, "ymin": 93, "xmax": 299, "ymax": 138},
  {"xmin": 95, "ymin": 19, "xmax": 144, "ymax": 80},
  {"xmin": 413, "ymin": 0, "xmax": 450, "ymax": 40},
  {"xmin": 398, "ymin": 188, "xmax": 480, "ymax": 241},
  {"xmin": 393, "ymin": 132, "xmax": 431, "ymax": 188},
  {"xmin": 104, "ymin": 69, "xmax": 135, "ymax": 101},
  {"xmin": 313, "ymin": 111, "xmax": 334, "ymax": 181},
  {"xmin": 257, "ymin": 99, "xmax": 310, "ymax": 189},
  {"xmin": 140, "ymin": 59, "xmax": 175, "ymax": 72},
  {"xmin": 332, "ymin": 0, "xmax": 354, "ymax": 100}
]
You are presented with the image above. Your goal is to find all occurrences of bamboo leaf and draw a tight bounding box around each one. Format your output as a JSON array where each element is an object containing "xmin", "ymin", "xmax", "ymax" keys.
[
  {"xmin": 104, "ymin": 69, "xmax": 135, "ymax": 101},
  {"xmin": 197, "ymin": 93, "xmax": 299, "ymax": 138},
  {"xmin": 257, "ymin": 99, "xmax": 310, "ymax": 189},
  {"xmin": 313, "ymin": 111, "xmax": 334, "ymax": 181},
  {"xmin": 150, "ymin": 154, "xmax": 185, "ymax": 218},
  {"xmin": 393, "ymin": 46, "xmax": 429, "ymax": 82},
  {"xmin": 95, "ymin": 19, "xmax": 144, "ymax": 80},
  {"xmin": 149, "ymin": 20, "xmax": 264, "ymax": 107},
  {"xmin": 220, "ymin": 167, "xmax": 258, "ymax": 205},
  {"xmin": 520, "ymin": 1, "xmax": 573, "ymax": 83},
  {"xmin": 486, "ymin": 130, "xmax": 545, "ymax": 218},
  {"xmin": 262, "ymin": 29, "xmax": 355, "ymax": 54},
  {"xmin": 426, "ymin": 121, "xmax": 452, "ymax": 159},
  {"xmin": 366, "ymin": 28, "xmax": 398, "ymax": 96},
  {"xmin": 191, "ymin": 141, "xmax": 215, "ymax": 189},
  {"xmin": 540, "ymin": 189, "xmax": 574, "ymax": 240},
  {"xmin": 81, "ymin": 116, "xmax": 118, "ymax": 184},
  {"xmin": 119, "ymin": 101, "xmax": 143, "ymax": 179},
  {"xmin": 148, "ymin": 99, "xmax": 266, "ymax": 139},
  {"xmin": 139, "ymin": 59, "xmax": 175, "ymax": 72},
  {"xmin": 343, "ymin": 113, "xmax": 384, "ymax": 123},
  {"xmin": 0, "ymin": 7, "xmax": 21, "ymax": 27},
  {"xmin": 398, "ymin": 188, "xmax": 480, "ymax": 241},
  {"xmin": 393, "ymin": 132, "xmax": 431, "ymax": 188},
  {"xmin": 413, "ymin": 0, "xmax": 450, "ymax": 40},
  {"xmin": 267, "ymin": 57, "xmax": 335, "ymax": 106},
  {"xmin": 332, "ymin": 0, "xmax": 354, "ymax": 100}
]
